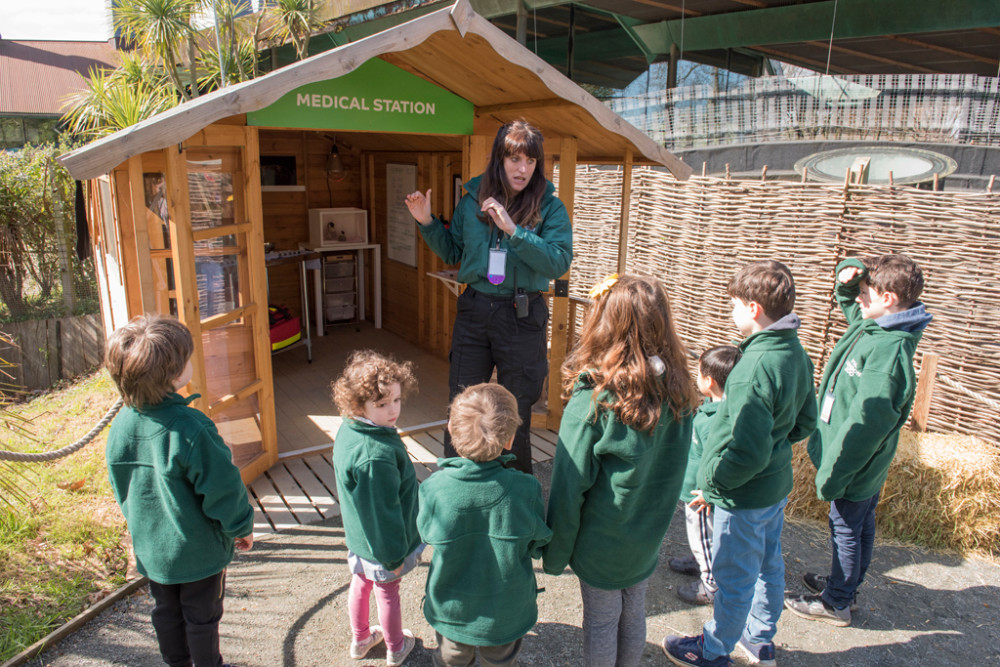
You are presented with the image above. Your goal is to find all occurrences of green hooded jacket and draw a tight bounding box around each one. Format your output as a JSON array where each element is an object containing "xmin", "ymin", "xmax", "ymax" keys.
[
  {"xmin": 543, "ymin": 378, "xmax": 693, "ymax": 589},
  {"xmin": 105, "ymin": 393, "xmax": 254, "ymax": 585},
  {"xmin": 680, "ymin": 399, "xmax": 720, "ymax": 502},
  {"xmin": 333, "ymin": 419, "xmax": 421, "ymax": 570},
  {"xmin": 417, "ymin": 455, "xmax": 551, "ymax": 646},
  {"xmin": 808, "ymin": 258, "xmax": 932, "ymax": 502},
  {"xmin": 698, "ymin": 317, "xmax": 817, "ymax": 510},
  {"xmin": 417, "ymin": 175, "xmax": 573, "ymax": 295}
]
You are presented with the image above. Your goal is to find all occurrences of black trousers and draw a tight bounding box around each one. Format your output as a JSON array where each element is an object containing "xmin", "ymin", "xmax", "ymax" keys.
[
  {"xmin": 149, "ymin": 570, "xmax": 227, "ymax": 667},
  {"xmin": 445, "ymin": 288, "xmax": 549, "ymax": 474}
]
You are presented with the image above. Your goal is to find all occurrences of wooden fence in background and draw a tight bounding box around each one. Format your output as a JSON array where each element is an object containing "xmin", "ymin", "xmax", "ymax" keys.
[
  {"xmin": 0, "ymin": 314, "xmax": 104, "ymax": 392},
  {"xmin": 570, "ymin": 166, "xmax": 1000, "ymax": 446}
]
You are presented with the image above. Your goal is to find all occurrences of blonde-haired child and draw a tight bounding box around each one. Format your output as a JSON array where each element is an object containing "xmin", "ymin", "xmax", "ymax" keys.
[
  {"xmin": 418, "ymin": 383, "xmax": 551, "ymax": 666},
  {"xmin": 543, "ymin": 274, "xmax": 699, "ymax": 666},
  {"xmin": 332, "ymin": 349, "xmax": 422, "ymax": 666}
]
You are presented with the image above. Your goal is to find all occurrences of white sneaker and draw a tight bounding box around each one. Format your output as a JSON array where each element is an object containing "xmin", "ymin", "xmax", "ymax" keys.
[
  {"xmin": 350, "ymin": 625, "xmax": 383, "ymax": 659},
  {"xmin": 386, "ymin": 629, "xmax": 416, "ymax": 666}
]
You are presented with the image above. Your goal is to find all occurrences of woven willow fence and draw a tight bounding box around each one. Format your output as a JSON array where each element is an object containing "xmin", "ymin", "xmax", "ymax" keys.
[{"xmin": 569, "ymin": 165, "xmax": 1000, "ymax": 446}]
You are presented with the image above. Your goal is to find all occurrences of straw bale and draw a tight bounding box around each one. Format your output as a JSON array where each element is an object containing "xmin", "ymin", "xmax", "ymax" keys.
[{"xmin": 786, "ymin": 429, "xmax": 1000, "ymax": 556}]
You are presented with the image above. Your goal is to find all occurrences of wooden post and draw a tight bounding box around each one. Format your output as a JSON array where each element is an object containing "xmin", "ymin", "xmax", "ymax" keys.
[
  {"xmin": 617, "ymin": 149, "xmax": 633, "ymax": 274},
  {"xmin": 546, "ymin": 137, "xmax": 576, "ymax": 430},
  {"xmin": 667, "ymin": 43, "xmax": 679, "ymax": 89},
  {"xmin": 910, "ymin": 352, "xmax": 939, "ymax": 432}
]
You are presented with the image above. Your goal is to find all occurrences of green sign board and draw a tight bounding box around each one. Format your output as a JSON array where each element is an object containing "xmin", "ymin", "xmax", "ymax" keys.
[{"xmin": 247, "ymin": 58, "xmax": 473, "ymax": 134}]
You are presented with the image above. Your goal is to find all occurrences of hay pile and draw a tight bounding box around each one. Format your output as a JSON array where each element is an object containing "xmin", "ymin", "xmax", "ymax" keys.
[{"xmin": 787, "ymin": 429, "xmax": 1000, "ymax": 557}]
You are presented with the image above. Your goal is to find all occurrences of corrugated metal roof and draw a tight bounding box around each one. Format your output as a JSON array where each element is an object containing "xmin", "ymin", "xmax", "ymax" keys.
[{"xmin": 0, "ymin": 40, "xmax": 119, "ymax": 115}]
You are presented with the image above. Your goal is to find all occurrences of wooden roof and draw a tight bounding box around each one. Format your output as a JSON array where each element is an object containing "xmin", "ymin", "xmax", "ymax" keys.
[{"xmin": 58, "ymin": 0, "xmax": 690, "ymax": 181}]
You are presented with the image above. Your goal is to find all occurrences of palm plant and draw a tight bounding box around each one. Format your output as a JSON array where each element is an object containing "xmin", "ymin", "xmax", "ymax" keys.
[
  {"xmin": 114, "ymin": 0, "xmax": 201, "ymax": 101},
  {"xmin": 62, "ymin": 65, "xmax": 176, "ymax": 139},
  {"xmin": 268, "ymin": 0, "xmax": 322, "ymax": 61}
]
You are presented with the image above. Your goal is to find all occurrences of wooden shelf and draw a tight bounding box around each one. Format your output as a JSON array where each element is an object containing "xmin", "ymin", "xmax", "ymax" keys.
[{"xmin": 261, "ymin": 185, "xmax": 306, "ymax": 192}]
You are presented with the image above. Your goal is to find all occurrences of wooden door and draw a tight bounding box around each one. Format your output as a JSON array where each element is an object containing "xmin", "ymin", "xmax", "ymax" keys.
[{"xmin": 163, "ymin": 126, "xmax": 276, "ymax": 483}]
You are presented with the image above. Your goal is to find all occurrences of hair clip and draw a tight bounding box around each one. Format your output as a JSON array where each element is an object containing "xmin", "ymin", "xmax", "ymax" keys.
[
  {"xmin": 648, "ymin": 355, "xmax": 666, "ymax": 376},
  {"xmin": 588, "ymin": 273, "xmax": 619, "ymax": 299}
]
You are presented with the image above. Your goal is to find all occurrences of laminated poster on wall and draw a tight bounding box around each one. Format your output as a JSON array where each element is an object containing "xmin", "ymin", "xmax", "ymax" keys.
[{"xmin": 386, "ymin": 163, "xmax": 417, "ymax": 267}]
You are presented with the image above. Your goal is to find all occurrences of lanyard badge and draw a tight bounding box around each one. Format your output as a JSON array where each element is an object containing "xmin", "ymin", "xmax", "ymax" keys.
[{"xmin": 487, "ymin": 229, "xmax": 506, "ymax": 285}]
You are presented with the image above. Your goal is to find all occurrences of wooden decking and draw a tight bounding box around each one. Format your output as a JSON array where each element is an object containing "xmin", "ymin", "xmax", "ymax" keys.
[
  {"xmin": 247, "ymin": 426, "xmax": 558, "ymax": 536},
  {"xmin": 249, "ymin": 323, "xmax": 557, "ymax": 536}
]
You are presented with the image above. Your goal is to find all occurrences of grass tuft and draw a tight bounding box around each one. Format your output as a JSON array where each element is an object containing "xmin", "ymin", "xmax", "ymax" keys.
[{"xmin": 0, "ymin": 370, "xmax": 127, "ymax": 662}]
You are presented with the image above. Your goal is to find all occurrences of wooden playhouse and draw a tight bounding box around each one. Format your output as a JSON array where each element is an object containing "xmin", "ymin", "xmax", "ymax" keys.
[{"xmin": 58, "ymin": 0, "xmax": 690, "ymax": 483}]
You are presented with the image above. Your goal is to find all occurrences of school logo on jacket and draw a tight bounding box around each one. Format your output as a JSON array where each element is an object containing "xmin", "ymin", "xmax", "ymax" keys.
[{"xmin": 845, "ymin": 358, "xmax": 862, "ymax": 377}]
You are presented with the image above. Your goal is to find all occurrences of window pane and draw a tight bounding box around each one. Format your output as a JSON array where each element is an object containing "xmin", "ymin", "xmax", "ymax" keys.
[{"xmin": 187, "ymin": 157, "xmax": 236, "ymax": 231}]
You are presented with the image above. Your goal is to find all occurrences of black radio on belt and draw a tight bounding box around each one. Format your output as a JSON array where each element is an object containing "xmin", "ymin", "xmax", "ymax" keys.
[{"xmin": 515, "ymin": 289, "xmax": 529, "ymax": 319}]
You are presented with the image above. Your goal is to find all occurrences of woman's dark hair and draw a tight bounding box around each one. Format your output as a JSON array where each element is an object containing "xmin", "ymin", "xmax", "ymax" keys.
[{"xmin": 477, "ymin": 119, "xmax": 547, "ymax": 230}]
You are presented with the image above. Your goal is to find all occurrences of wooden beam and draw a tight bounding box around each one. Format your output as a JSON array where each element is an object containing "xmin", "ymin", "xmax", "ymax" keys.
[
  {"xmin": 749, "ymin": 45, "xmax": 864, "ymax": 75},
  {"xmin": 805, "ymin": 40, "xmax": 941, "ymax": 74},
  {"xmin": 243, "ymin": 125, "xmax": 279, "ymax": 478},
  {"xmin": 547, "ymin": 136, "xmax": 575, "ymax": 431},
  {"xmin": 476, "ymin": 98, "xmax": 577, "ymax": 115},
  {"xmin": 163, "ymin": 144, "xmax": 208, "ymax": 414},
  {"xmin": 617, "ymin": 149, "xmax": 632, "ymax": 274},
  {"xmin": 886, "ymin": 34, "xmax": 999, "ymax": 66},
  {"xmin": 126, "ymin": 155, "xmax": 156, "ymax": 314}
]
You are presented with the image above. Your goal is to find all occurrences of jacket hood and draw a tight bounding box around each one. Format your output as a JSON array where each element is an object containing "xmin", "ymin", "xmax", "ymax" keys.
[
  {"xmin": 876, "ymin": 302, "xmax": 933, "ymax": 333},
  {"xmin": 138, "ymin": 391, "xmax": 199, "ymax": 412},
  {"xmin": 765, "ymin": 313, "xmax": 802, "ymax": 332}
]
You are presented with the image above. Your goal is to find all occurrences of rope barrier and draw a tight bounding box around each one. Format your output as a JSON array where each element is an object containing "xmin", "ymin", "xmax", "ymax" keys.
[
  {"xmin": 0, "ymin": 398, "xmax": 123, "ymax": 462},
  {"xmin": 936, "ymin": 374, "xmax": 1000, "ymax": 411}
]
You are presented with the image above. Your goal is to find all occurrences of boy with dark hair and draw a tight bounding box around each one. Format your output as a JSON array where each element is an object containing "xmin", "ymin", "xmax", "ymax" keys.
[
  {"xmin": 785, "ymin": 254, "xmax": 931, "ymax": 627},
  {"xmin": 105, "ymin": 314, "xmax": 254, "ymax": 667},
  {"xmin": 664, "ymin": 260, "xmax": 817, "ymax": 667},
  {"xmin": 417, "ymin": 383, "xmax": 551, "ymax": 667},
  {"xmin": 671, "ymin": 345, "xmax": 743, "ymax": 606}
]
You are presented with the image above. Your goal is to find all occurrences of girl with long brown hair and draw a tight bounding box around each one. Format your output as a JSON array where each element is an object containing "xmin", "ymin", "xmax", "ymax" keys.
[{"xmin": 543, "ymin": 274, "xmax": 699, "ymax": 667}]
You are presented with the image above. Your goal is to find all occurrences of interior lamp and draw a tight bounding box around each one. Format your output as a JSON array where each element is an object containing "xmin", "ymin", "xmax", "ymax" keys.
[{"xmin": 326, "ymin": 144, "xmax": 346, "ymax": 181}]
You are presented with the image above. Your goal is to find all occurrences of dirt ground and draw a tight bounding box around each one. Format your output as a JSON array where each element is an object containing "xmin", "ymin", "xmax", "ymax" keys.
[{"xmin": 33, "ymin": 460, "xmax": 1000, "ymax": 667}]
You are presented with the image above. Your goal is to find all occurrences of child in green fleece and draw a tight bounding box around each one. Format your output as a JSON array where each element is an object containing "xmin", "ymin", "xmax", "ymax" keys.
[
  {"xmin": 671, "ymin": 345, "xmax": 742, "ymax": 607},
  {"xmin": 664, "ymin": 261, "xmax": 817, "ymax": 667},
  {"xmin": 104, "ymin": 314, "xmax": 254, "ymax": 667},
  {"xmin": 545, "ymin": 274, "xmax": 699, "ymax": 667},
  {"xmin": 785, "ymin": 254, "xmax": 931, "ymax": 627},
  {"xmin": 417, "ymin": 383, "xmax": 552, "ymax": 667},
  {"xmin": 332, "ymin": 350, "xmax": 423, "ymax": 666}
]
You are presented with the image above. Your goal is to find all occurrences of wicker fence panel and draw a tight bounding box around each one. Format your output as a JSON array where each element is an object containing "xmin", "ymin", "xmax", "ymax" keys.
[{"xmin": 569, "ymin": 166, "xmax": 1000, "ymax": 446}]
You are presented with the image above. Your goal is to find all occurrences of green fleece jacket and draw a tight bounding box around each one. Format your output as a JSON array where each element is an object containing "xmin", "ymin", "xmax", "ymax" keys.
[
  {"xmin": 417, "ymin": 455, "xmax": 551, "ymax": 646},
  {"xmin": 543, "ymin": 379, "xmax": 693, "ymax": 589},
  {"xmin": 680, "ymin": 399, "xmax": 719, "ymax": 502},
  {"xmin": 105, "ymin": 393, "xmax": 254, "ymax": 585},
  {"xmin": 417, "ymin": 175, "xmax": 573, "ymax": 295},
  {"xmin": 698, "ymin": 318, "xmax": 817, "ymax": 510},
  {"xmin": 808, "ymin": 258, "xmax": 932, "ymax": 502},
  {"xmin": 333, "ymin": 419, "xmax": 420, "ymax": 570}
]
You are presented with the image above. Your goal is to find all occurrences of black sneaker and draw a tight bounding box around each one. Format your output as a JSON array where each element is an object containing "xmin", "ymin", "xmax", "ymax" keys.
[
  {"xmin": 678, "ymin": 579, "xmax": 715, "ymax": 605},
  {"xmin": 802, "ymin": 572, "xmax": 859, "ymax": 611},
  {"xmin": 784, "ymin": 593, "xmax": 851, "ymax": 627},
  {"xmin": 737, "ymin": 635, "xmax": 776, "ymax": 667},
  {"xmin": 669, "ymin": 554, "xmax": 701, "ymax": 577}
]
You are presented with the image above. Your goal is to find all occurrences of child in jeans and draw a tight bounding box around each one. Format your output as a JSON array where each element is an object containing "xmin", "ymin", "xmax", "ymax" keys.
[
  {"xmin": 672, "ymin": 345, "xmax": 742, "ymax": 607},
  {"xmin": 104, "ymin": 314, "xmax": 254, "ymax": 667},
  {"xmin": 332, "ymin": 350, "xmax": 423, "ymax": 666},
  {"xmin": 545, "ymin": 274, "xmax": 699, "ymax": 667},
  {"xmin": 785, "ymin": 254, "xmax": 931, "ymax": 627},
  {"xmin": 664, "ymin": 261, "xmax": 817, "ymax": 667},
  {"xmin": 417, "ymin": 383, "xmax": 552, "ymax": 667}
]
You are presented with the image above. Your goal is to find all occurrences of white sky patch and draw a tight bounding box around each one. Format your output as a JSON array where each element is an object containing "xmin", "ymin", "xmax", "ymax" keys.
[{"xmin": 3, "ymin": 0, "xmax": 111, "ymax": 41}]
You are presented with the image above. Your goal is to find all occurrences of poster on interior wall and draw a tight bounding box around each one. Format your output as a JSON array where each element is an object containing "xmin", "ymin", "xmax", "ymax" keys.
[{"xmin": 386, "ymin": 163, "xmax": 417, "ymax": 267}]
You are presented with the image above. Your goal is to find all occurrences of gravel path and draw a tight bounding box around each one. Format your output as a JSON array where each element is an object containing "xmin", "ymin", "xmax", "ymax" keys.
[{"xmin": 31, "ymin": 461, "xmax": 1000, "ymax": 667}]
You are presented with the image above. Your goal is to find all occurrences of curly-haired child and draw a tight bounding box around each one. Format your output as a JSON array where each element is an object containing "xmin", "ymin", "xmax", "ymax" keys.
[{"xmin": 332, "ymin": 350, "xmax": 423, "ymax": 666}]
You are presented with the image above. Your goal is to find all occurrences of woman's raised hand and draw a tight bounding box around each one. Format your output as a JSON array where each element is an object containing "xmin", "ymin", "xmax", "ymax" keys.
[
  {"xmin": 405, "ymin": 189, "xmax": 433, "ymax": 225},
  {"xmin": 481, "ymin": 196, "xmax": 516, "ymax": 235}
]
